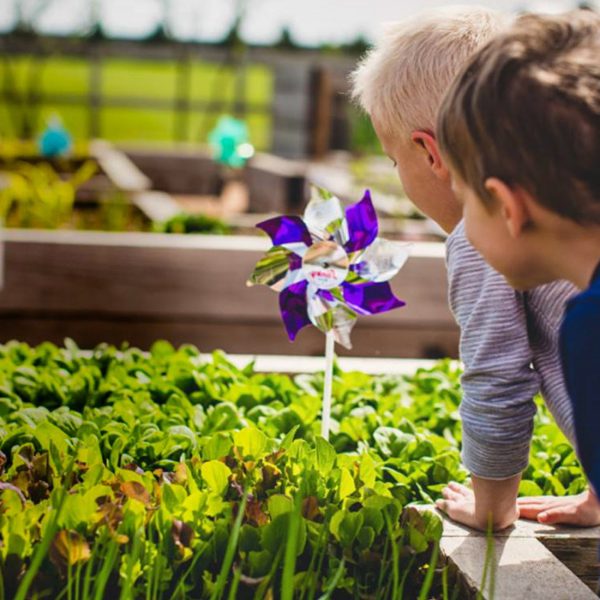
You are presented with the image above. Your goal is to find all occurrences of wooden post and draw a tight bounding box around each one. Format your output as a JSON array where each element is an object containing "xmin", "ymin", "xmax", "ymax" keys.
[
  {"xmin": 88, "ymin": 49, "xmax": 102, "ymax": 139},
  {"xmin": 232, "ymin": 46, "xmax": 248, "ymax": 119},
  {"xmin": 309, "ymin": 67, "xmax": 332, "ymax": 159},
  {"xmin": 272, "ymin": 61, "xmax": 313, "ymax": 158},
  {"xmin": 174, "ymin": 46, "xmax": 192, "ymax": 143}
]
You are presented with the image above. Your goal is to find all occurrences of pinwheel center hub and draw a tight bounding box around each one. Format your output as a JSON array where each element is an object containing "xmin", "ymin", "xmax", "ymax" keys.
[{"xmin": 302, "ymin": 241, "xmax": 349, "ymax": 289}]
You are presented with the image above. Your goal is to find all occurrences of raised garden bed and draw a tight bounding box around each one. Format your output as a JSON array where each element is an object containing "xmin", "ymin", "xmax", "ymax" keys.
[
  {"xmin": 0, "ymin": 341, "xmax": 592, "ymax": 599},
  {"xmin": 0, "ymin": 229, "xmax": 457, "ymax": 358},
  {"xmin": 0, "ymin": 143, "xmax": 454, "ymax": 356},
  {"xmin": 0, "ymin": 140, "xmax": 446, "ymax": 249}
]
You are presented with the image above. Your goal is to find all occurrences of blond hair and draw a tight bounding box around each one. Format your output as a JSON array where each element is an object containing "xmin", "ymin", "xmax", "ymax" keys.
[{"xmin": 351, "ymin": 6, "xmax": 509, "ymax": 136}]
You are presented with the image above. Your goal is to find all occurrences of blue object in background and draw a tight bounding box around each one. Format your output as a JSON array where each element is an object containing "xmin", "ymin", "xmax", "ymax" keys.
[
  {"xmin": 39, "ymin": 115, "xmax": 72, "ymax": 158},
  {"xmin": 208, "ymin": 115, "xmax": 254, "ymax": 168}
]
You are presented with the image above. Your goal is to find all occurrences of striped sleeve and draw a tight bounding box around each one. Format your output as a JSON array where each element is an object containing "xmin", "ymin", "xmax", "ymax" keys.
[{"xmin": 446, "ymin": 222, "xmax": 540, "ymax": 479}]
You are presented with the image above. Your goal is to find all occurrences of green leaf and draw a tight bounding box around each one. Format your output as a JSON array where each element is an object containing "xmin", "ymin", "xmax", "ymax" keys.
[
  {"xmin": 239, "ymin": 524, "xmax": 261, "ymax": 553},
  {"xmin": 357, "ymin": 526, "xmax": 375, "ymax": 550},
  {"xmin": 162, "ymin": 484, "xmax": 188, "ymax": 514},
  {"xmin": 202, "ymin": 432, "xmax": 233, "ymax": 461},
  {"xmin": 261, "ymin": 513, "xmax": 306, "ymax": 556},
  {"xmin": 59, "ymin": 485, "xmax": 111, "ymax": 530},
  {"xmin": 201, "ymin": 460, "xmax": 231, "ymax": 496},
  {"xmin": 339, "ymin": 468, "xmax": 356, "ymax": 500},
  {"xmin": 315, "ymin": 436, "xmax": 336, "ymax": 475},
  {"xmin": 518, "ymin": 480, "xmax": 544, "ymax": 497},
  {"xmin": 330, "ymin": 510, "xmax": 364, "ymax": 548},
  {"xmin": 359, "ymin": 453, "xmax": 377, "ymax": 488},
  {"xmin": 267, "ymin": 494, "xmax": 293, "ymax": 520},
  {"xmin": 150, "ymin": 340, "xmax": 175, "ymax": 359},
  {"xmin": 361, "ymin": 507, "xmax": 384, "ymax": 535},
  {"xmin": 248, "ymin": 550, "xmax": 273, "ymax": 578},
  {"xmin": 279, "ymin": 425, "xmax": 300, "ymax": 450},
  {"xmin": 286, "ymin": 439, "xmax": 311, "ymax": 461},
  {"xmin": 234, "ymin": 427, "xmax": 268, "ymax": 458}
]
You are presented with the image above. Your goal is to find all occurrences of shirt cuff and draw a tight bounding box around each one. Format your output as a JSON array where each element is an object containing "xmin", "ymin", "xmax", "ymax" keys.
[{"xmin": 461, "ymin": 428, "xmax": 530, "ymax": 480}]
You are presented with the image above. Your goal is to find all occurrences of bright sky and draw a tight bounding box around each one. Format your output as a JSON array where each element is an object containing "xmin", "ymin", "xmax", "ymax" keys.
[{"xmin": 0, "ymin": 0, "xmax": 593, "ymax": 45}]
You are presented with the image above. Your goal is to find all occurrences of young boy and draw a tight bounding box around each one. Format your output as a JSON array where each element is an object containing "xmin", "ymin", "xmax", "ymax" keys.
[
  {"xmin": 352, "ymin": 6, "xmax": 600, "ymax": 530},
  {"xmin": 437, "ymin": 10, "xmax": 600, "ymax": 502}
]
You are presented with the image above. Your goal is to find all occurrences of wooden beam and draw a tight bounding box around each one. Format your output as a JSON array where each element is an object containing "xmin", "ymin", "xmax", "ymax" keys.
[
  {"xmin": 132, "ymin": 191, "xmax": 181, "ymax": 223},
  {"xmin": 90, "ymin": 140, "xmax": 151, "ymax": 193},
  {"xmin": 0, "ymin": 230, "xmax": 457, "ymax": 358},
  {"xmin": 435, "ymin": 511, "xmax": 600, "ymax": 599}
]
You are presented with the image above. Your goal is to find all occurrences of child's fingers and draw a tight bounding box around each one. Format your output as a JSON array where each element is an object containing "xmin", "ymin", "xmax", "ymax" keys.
[
  {"xmin": 519, "ymin": 505, "xmax": 552, "ymax": 520},
  {"xmin": 435, "ymin": 498, "xmax": 457, "ymax": 516},
  {"xmin": 518, "ymin": 498, "xmax": 575, "ymax": 517},
  {"xmin": 537, "ymin": 501, "xmax": 600, "ymax": 527},
  {"xmin": 447, "ymin": 481, "xmax": 472, "ymax": 497},
  {"xmin": 441, "ymin": 487, "xmax": 464, "ymax": 502},
  {"xmin": 538, "ymin": 506, "xmax": 578, "ymax": 525},
  {"xmin": 518, "ymin": 506, "xmax": 541, "ymax": 520}
]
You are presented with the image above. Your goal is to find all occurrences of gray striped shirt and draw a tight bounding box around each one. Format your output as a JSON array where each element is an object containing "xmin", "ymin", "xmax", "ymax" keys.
[{"xmin": 446, "ymin": 221, "xmax": 577, "ymax": 479}]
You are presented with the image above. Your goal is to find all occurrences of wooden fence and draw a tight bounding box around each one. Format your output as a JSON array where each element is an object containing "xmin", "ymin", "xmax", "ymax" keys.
[{"xmin": 0, "ymin": 35, "xmax": 356, "ymax": 157}]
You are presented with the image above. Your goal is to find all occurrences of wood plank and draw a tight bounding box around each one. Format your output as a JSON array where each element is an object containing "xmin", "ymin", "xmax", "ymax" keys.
[
  {"xmin": 121, "ymin": 148, "xmax": 222, "ymax": 196},
  {"xmin": 245, "ymin": 154, "xmax": 307, "ymax": 213},
  {"xmin": 441, "ymin": 535, "xmax": 597, "ymax": 599},
  {"xmin": 0, "ymin": 230, "xmax": 457, "ymax": 357},
  {"xmin": 435, "ymin": 509, "xmax": 600, "ymax": 597},
  {"xmin": 0, "ymin": 317, "xmax": 459, "ymax": 359},
  {"xmin": 132, "ymin": 191, "xmax": 181, "ymax": 223},
  {"xmin": 540, "ymin": 537, "xmax": 600, "ymax": 593},
  {"xmin": 0, "ymin": 232, "xmax": 452, "ymax": 326},
  {"xmin": 90, "ymin": 140, "xmax": 151, "ymax": 193},
  {"xmin": 441, "ymin": 516, "xmax": 600, "ymax": 540}
]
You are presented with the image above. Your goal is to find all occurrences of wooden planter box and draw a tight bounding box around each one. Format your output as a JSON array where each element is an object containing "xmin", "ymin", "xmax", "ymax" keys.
[
  {"xmin": 438, "ymin": 510, "xmax": 600, "ymax": 599},
  {"xmin": 0, "ymin": 229, "xmax": 458, "ymax": 358}
]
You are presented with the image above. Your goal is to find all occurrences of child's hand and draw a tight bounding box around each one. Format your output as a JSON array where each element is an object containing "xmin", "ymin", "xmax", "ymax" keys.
[
  {"xmin": 435, "ymin": 481, "xmax": 519, "ymax": 531},
  {"xmin": 517, "ymin": 489, "xmax": 600, "ymax": 526}
]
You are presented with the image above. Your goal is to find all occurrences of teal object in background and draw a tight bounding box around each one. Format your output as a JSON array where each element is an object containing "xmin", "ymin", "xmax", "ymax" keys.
[
  {"xmin": 208, "ymin": 115, "xmax": 254, "ymax": 168},
  {"xmin": 39, "ymin": 115, "xmax": 72, "ymax": 158}
]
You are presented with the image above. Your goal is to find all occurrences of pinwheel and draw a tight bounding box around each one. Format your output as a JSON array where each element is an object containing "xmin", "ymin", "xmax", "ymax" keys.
[{"xmin": 248, "ymin": 187, "xmax": 410, "ymax": 439}]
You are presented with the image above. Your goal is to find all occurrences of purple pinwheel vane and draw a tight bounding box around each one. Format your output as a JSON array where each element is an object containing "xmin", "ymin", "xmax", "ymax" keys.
[{"xmin": 248, "ymin": 187, "xmax": 409, "ymax": 349}]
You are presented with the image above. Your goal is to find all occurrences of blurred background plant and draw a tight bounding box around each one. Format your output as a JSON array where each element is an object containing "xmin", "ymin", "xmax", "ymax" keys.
[
  {"xmin": 154, "ymin": 212, "xmax": 230, "ymax": 234},
  {"xmin": 0, "ymin": 160, "xmax": 96, "ymax": 228}
]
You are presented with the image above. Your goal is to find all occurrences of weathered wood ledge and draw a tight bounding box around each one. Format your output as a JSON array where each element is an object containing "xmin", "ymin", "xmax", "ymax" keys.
[
  {"xmin": 428, "ymin": 508, "xmax": 600, "ymax": 599},
  {"xmin": 0, "ymin": 230, "xmax": 457, "ymax": 358}
]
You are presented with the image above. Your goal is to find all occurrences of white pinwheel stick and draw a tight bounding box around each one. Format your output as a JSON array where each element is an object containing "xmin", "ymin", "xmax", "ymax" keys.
[{"xmin": 321, "ymin": 331, "xmax": 335, "ymax": 440}]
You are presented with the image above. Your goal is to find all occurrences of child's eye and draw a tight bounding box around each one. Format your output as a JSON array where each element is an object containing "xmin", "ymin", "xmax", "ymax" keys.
[{"xmin": 389, "ymin": 158, "xmax": 397, "ymax": 168}]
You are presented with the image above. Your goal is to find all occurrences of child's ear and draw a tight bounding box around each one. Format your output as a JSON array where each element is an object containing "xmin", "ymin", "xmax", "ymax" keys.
[
  {"xmin": 484, "ymin": 177, "xmax": 531, "ymax": 238},
  {"xmin": 411, "ymin": 131, "xmax": 449, "ymax": 181}
]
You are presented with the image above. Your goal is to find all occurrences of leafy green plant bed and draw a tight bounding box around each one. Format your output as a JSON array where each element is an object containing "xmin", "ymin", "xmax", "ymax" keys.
[
  {"xmin": 154, "ymin": 213, "xmax": 231, "ymax": 235},
  {"xmin": 0, "ymin": 341, "xmax": 584, "ymax": 599}
]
